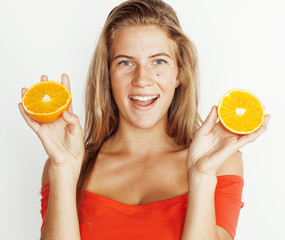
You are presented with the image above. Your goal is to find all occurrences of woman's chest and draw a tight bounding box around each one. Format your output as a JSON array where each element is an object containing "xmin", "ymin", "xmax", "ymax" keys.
[
  {"xmin": 79, "ymin": 194, "xmax": 188, "ymax": 240},
  {"xmin": 85, "ymin": 152, "xmax": 189, "ymax": 205}
]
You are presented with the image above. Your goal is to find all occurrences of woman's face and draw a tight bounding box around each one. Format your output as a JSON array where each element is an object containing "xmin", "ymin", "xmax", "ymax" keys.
[{"xmin": 109, "ymin": 25, "xmax": 180, "ymax": 129}]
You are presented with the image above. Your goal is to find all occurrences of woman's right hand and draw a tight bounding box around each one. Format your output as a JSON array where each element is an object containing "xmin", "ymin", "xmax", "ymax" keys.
[{"xmin": 18, "ymin": 73, "xmax": 85, "ymax": 182}]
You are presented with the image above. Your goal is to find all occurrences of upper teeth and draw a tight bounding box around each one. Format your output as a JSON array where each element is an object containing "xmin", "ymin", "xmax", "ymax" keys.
[{"xmin": 130, "ymin": 95, "xmax": 158, "ymax": 101}]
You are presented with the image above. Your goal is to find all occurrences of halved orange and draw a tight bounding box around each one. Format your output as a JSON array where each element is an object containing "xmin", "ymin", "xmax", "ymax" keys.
[
  {"xmin": 218, "ymin": 89, "xmax": 265, "ymax": 135},
  {"xmin": 22, "ymin": 81, "xmax": 71, "ymax": 123}
]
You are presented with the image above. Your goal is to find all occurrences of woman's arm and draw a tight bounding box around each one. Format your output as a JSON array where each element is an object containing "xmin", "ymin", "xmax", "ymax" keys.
[
  {"xmin": 40, "ymin": 159, "xmax": 81, "ymax": 240},
  {"xmin": 19, "ymin": 74, "xmax": 84, "ymax": 240},
  {"xmin": 181, "ymin": 106, "xmax": 270, "ymax": 240},
  {"xmin": 215, "ymin": 152, "xmax": 244, "ymax": 240},
  {"xmin": 181, "ymin": 152, "xmax": 243, "ymax": 240},
  {"xmin": 181, "ymin": 169, "xmax": 219, "ymax": 240}
]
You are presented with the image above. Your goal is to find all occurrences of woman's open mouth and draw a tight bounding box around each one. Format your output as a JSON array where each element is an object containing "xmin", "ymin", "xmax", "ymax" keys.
[{"xmin": 129, "ymin": 94, "xmax": 159, "ymax": 110}]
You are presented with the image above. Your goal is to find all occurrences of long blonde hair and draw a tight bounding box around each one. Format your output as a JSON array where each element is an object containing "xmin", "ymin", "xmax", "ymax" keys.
[{"xmin": 77, "ymin": 0, "xmax": 202, "ymax": 207}]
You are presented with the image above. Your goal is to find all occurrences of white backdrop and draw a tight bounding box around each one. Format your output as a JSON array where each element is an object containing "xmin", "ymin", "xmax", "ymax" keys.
[{"xmin": 1, "ymin": 0, "xmax": 284, "ymax": 239}]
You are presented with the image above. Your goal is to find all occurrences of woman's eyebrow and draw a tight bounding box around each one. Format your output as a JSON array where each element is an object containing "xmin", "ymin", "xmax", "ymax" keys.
[
  {"xmin": 150, "ymin": 52, "xmax": 171, "ymax": 59},
  {"xmin": 111, "ymin": 52, "xmax": 172, "ymax": 61},
  {"xmin": 112, "ymin": 55, "xmax": 134, "ymax": 61}
]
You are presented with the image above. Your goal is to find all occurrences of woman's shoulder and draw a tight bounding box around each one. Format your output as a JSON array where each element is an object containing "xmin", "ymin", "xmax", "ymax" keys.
[{"xmin": 216, "ymin": 151, "xmax": 244, "ymax": 178}]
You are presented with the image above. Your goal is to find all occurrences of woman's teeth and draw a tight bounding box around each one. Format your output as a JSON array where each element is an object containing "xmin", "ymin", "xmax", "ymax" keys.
[{"xmin": 129, "ymin": 95, "xmax": 158, "ymax": 101}]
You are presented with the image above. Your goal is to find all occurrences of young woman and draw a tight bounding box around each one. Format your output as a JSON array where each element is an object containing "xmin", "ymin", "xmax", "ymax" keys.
[{"xmin": 18, "ymin": 0, "xmax": 270, "ymax": 239}]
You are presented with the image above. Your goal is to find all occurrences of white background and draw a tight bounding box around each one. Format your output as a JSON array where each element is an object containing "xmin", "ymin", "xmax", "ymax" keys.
[{"xmin": 1, "ymin": 0, "xmax": 284, "ymax": 239}]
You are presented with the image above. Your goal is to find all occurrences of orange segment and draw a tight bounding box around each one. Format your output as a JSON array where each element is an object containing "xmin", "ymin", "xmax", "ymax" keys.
[
  {"xmin": 22, "ymin": 81, "xmax": 71, "ymax": 122},
  {"xmin": 217, "ymin": 89, "xmax": 265, "ymax": 135}
]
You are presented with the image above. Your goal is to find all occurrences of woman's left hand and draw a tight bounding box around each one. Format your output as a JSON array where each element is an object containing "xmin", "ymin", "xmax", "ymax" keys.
[{"xmin": 187, "ymin": 105, "xmax": 271, "ymax": 176}]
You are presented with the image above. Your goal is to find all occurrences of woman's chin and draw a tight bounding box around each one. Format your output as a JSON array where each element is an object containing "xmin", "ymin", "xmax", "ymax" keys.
[
  {"xmin": 129, "ymin": 116, "xmax": 165, "ymax": 130},
  {"xmin": 133, "ymin": 122, "xmax": 157, "ymax": 129},
  {"xmin": 118, "ymin": 109, "xmax": 167, "ymax": 130}
]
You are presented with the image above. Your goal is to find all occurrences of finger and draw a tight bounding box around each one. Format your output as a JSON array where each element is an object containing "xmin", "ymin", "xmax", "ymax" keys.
[
  {"xmin": 41, "ymin": 75, "xmax": 48, "ymax": 82},
  {"xmin": 67, "ymin": 98, "xmax": 74, "ymax": 113},
  {"xmin": 62, "ymin": 111, "xmax": 82, "ymax": 137},
  {"xmin": 235, "ymin": 114, "xmax": 271, "ymax": 149},
  {"xmin": 61, "ymin": 73, "xmax": 71, "ymax": 91},
  {"xmin": 21, "ymin": 87, "xmax": 27, "ymax": 98},
  {"xmin": 262, "ymin": 114, "xmax": 271, "ymax": 127},
  {"xmin": 198, "ymin": 106, "xmax": 218, "ymax": 135},
  {"xmin": 18, "ymin": 103, "xmax": 41, "ymax": 133},
  {"xmin": 61, "ymin": 73, "xmax": 73, "ymax": 113}
]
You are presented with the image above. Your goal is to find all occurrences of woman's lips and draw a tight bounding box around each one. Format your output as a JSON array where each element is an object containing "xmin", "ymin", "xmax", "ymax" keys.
[{"xmin": 128, "ymin": 95, "xmax": 159, "ymax": 110}]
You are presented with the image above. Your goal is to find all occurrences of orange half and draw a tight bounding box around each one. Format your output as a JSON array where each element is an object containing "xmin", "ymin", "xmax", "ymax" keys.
[
  {"xmin": 22, "ymin": 81, "xmax": 71, "ymax": 123},
  {"xmin": 217, "ymin": 89, "xmax": 265, "ymax": 135}
]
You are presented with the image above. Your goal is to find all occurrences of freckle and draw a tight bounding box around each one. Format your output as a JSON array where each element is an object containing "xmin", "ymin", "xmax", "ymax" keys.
[{"xmin": 157, "ymin": 74, "xmax": 159, "ymax": 76}]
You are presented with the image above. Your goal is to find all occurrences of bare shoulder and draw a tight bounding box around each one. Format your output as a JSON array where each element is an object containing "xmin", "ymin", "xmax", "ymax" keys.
[
  {"xmin": 42, "ymin": 158, "xmax": 51, "ymax": 186},
  {"xmin": 216, "ymin": 150, "xmax": 244, "ymax": 177}
]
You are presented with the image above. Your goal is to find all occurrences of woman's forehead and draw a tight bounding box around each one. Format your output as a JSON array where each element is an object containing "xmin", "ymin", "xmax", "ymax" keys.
[{"xmin": 110, "ymin": 25, "xmax": 177, "ymax": 59}]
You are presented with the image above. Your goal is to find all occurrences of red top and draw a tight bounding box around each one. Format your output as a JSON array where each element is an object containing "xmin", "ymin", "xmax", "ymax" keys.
[{"xmin": 40, "ymin": 175, "xmax": 244, "ymax": 239}]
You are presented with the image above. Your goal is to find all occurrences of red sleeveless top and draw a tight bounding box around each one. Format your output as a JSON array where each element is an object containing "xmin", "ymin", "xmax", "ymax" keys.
[{"xmin": 40, "ymin": 175, "xmax": 244, "ymax": 239}]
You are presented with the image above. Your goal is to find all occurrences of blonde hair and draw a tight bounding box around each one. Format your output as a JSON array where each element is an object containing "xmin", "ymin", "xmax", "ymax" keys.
[{"xmin": 77, "ymin": 0, "xmax": 202, "ymax": 207}]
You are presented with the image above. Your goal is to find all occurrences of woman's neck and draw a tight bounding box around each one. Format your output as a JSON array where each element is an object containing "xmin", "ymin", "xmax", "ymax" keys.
[{"xmin": 101, "ymin": 119, "xmax": 182, "ymax": 157}]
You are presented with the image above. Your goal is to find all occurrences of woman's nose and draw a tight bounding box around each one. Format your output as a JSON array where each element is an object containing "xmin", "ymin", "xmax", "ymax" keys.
[{"xmin": 132, "ymin": 65, "xmax": 155, "ymax": 88}]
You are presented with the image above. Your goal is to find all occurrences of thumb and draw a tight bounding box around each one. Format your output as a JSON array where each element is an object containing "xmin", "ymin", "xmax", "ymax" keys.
[
  {"xmin": 198, "ymin": 106, "xmax": 218, "ymax": 135},
  {"xmin": 62, "ymin": 111, "xmax": 83, "ymax": 137}
]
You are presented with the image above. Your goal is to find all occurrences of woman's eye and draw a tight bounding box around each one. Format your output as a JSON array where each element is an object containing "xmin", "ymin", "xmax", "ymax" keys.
[
  {"xmin": 119, "ymin": 60, "xmax": 133, "ymax": 66},
  {"xmin": 154, "ymin": 59, "xmax": 167, "ymax": 65}
]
